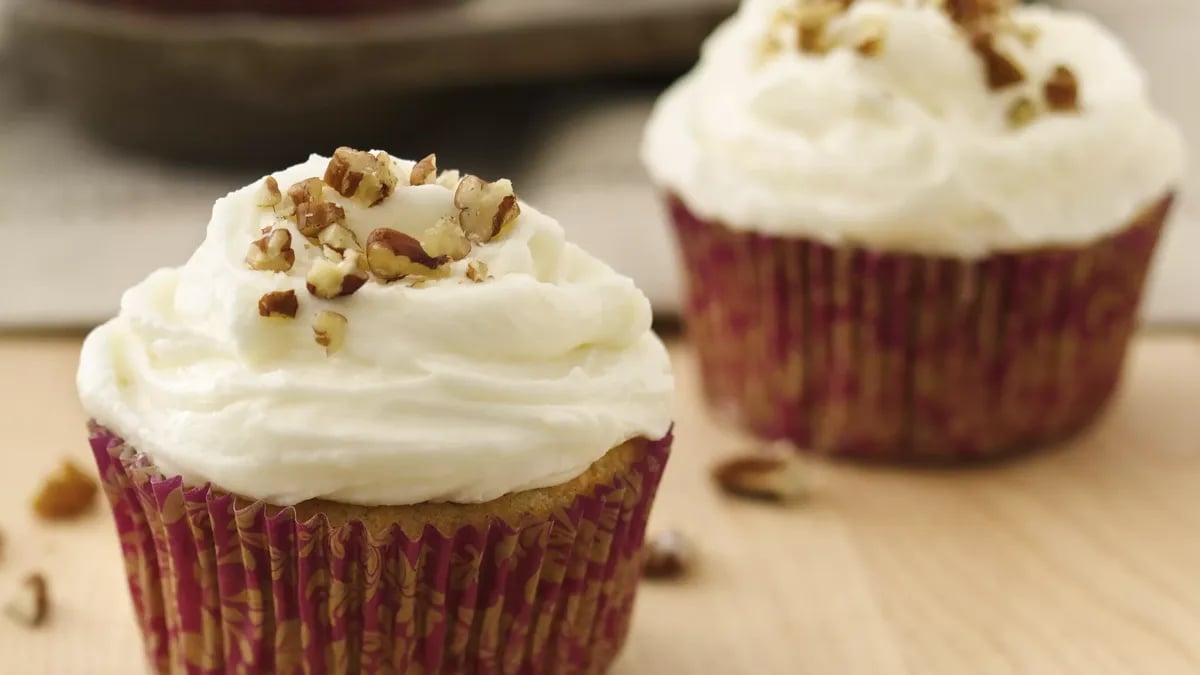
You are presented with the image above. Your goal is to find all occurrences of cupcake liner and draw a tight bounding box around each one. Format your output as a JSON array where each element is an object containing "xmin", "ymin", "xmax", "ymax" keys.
[
  {"xmin": 668, "ymin": 193, "xmax": 1172, "ymax": 461},
  {"xmin": 89, "ymin": 423, "xmax": 671, "ymax": 674}
]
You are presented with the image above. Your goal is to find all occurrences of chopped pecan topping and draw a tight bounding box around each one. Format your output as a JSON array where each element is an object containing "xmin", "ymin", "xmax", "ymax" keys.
[
  {"xmin": 1007, "ymin": 96, "xmax": 1039, "ymax": 129},
  {"xmin": 797, "ymin": 18, "xmax": 827, "ymax": 54},
  {"xmin": 409, "ymin": 153, "xmax": 438, "ymax": 186},
  {"xmin": 643, "ymin": 530, "xmax": 695, "ymax": 580},
  {"xmin": 4, "ymin": 574, "xmax": 48, "ymax": 629},
  {"xmin": 971, "ymin": 34, "xmax": 1024, "ymax": 90},
  {"xmin": 245, "ymin": 228, "xmax": 296, "ymax": 273},
  {"xmin": 306, "ymin": 248, "xmax": 369, "ymax": 299},
  {"xmin": 712, "ymin": 453, "xmax": 808, "ymax": 504},
  {"xmin": 855, "ymin": 21, "xmax": 886, "ymax": 57},
  {"xmin": 287, "ymin": 178, "xmax": 326, "ymax": 211},
  {"xmin": 794, "ymin": 1, "xmax": 842, "ymax": 54},
  {"xmin": 465, "ymin": 260, "xmax": 488, "ymax": 283},
  {"xmin": 421, "ymin": 216, "xmax": 471, "ymax": 261},
  {"xmin": 324, "ymin": 147, "xmax": 397, "ymax": 207},
  {"xmin": 944, "ymin": 0, "xmax": 981, "ymax": 25},
  {"xmin": 258, "ymin": 290, "xmax": 299, "ymax": 319},
  {"xmin": 312, "ymin": 311, "xmax": 348, "ymax": 355},
  {"xmin": 1016, "ymin": 23, "xmax": 1040, "ymax": 47},
  {"xmin": 365, "ymin": 228, "xmax": 448, "ymax": 282},
  {"xmin": 32, "ymin": 460, "xmax": 97, "ymax": 520},
  {"xmin": 294, "ymin": 201, "xmax": 347, "ymax": 238},
  {"xmin": 944, "ymin": 0, "xmax": 1012, "ymax": 29},
  {"xmin": 1044, "ymin": 65, "xmax": 1080, "ymax": 112},
  {"xmin": 454, "ymin": 176, "xmax": 521, "ymax": 244},
  {"xmin": 255, "ymin": 176, "xmax": 282, "ymax": 208},
  {"xmin": 316, "ymin": 223, "xmax": 361, "ymax": 253}
]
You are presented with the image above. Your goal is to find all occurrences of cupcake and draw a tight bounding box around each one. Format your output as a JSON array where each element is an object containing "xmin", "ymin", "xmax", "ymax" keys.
[
  {"xmin": 77, "ymin": 149, "xmax": 674, "ymax": 673},
  {"xmin": 643, "ymin": 0, "xmax": 1183, "ymax": 461}
]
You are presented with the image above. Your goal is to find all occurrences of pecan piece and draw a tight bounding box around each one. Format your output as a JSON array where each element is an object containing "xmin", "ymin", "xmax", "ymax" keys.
[
  {"xmin": 465, "ymin": 260, "xmax": 488, "ymax": 283},
  {"xmin": 1016, "ymin": 23, "xmax": 1041, "ymax": 47},
  {"xmin": 1007, "ymin": 96, "xmax": 1039, "ymax": 129},
  {"xmin": 855, "ymin": 20, "xmax": 886, "ymax": 57},
  {"xmin": 312, "ymin": 311, "xmax": 348, "ymax": 355},
  {"xmin": 945, "ymin": 0, "xmax": 1010, "ymax": 29},
  {"xmin": 971, "ymin": 34, "xmax": 1024, "ymax": 90},
  {"xmin": 1044, "ymin": 65, "xmax": 1079, "ymax": 112},
  {"xmin": 365, "ymin": 228, "xmax": 448, "ymax": 282},
  {"xmin": 794, "ymin": 0, "xmax": 843, "ymax": 54},
  {"xmin": 306, "ymin": 248, "xmax": 369, "ymax": 299},
  {"xmin": 409, "ymin": 153, "xmax": 438, "ymax": 186},
  {"xmin": 245, "ymin": 228, "xmax": 296, "ymax": 272},
  {"xmin": 316, "ymin": 223, "xmax": 361, "ymax": 253},
  {"xmin": 324, "ymin": 147, "xmax": 398, "ymax": 207},
  {"xmin": 798, "ymin": 18, "xmax": 826, "ymax": 54},
  {"xmin": 421, "ymin": 216, "xmax": 471, "ymax": 261},
  {"xmin": 294, "ymin": 201, "xmax": 346, "ymax": 238},
  {"xmin": 255, "ymin": 176, "xmax": 282, "ymax": 208},
  {"xmin": 4, "ymin": 574, "xmax": 48, "ymax": 629},
  {"xmin": 454, "ymin": 176, "xmax": 521, "ymax": 244},
  {"xmin": 643, "ymin": 530, "xmax": 695, "ymax": 580},
  {"xmin": 32, "ymin": 459, "xmax": 97, "ymax": 520},
  {"xmin": 258, "ymin": 290, "xmax": 299, "ymax": 319},
  {"xmin": 712, "ymin": 453, "xmax": 807, "ymax": 504},
  {"xmin": 286, "ymin": 178, "xmax": 325, "ymax": 211}
]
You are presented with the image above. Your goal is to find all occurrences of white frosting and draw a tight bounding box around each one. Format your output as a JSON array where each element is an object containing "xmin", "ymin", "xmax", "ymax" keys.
[
  {"xmin": 642, "ymin": 0, "xmax": 1185, "ymax": 256},
  {"xmin": 77, "ymin": 154, "xmax": 674, "ymax": 507}
]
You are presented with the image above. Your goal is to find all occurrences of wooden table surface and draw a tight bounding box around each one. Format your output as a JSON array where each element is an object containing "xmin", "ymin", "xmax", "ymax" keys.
[{"xmin": 1, "ymin": 333, "xmax": 1199, "ymax": 674}]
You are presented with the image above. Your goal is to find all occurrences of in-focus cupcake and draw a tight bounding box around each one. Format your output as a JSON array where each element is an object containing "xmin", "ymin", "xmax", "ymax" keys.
[
  {"xmin": 77, "ymin": 149, "xmax": 674, "ymax": 673},
  {"xmin": 643, "ymin": 0, "xmax": 1183, "ymax": 462}
]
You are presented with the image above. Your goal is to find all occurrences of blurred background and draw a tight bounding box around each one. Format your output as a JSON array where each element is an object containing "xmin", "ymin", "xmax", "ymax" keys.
[{"xmin": 0, "ymin": 0, "xmax": 1194, "ymax": 329}]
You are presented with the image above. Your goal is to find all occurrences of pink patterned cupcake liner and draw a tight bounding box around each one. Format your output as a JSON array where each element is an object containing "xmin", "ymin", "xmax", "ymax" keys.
[
  {"xmin": 89, "ymin": 423, "xmax": 672, "ymax": 674},
  {"xmin": 667, "ymin": 193, "xmax": 1172, "ymax": 462}
]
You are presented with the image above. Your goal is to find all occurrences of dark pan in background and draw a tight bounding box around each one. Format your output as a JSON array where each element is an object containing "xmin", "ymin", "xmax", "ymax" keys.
[{"xmin": 6, "ymin": 0, "xmax": 735, "ymax": 164}]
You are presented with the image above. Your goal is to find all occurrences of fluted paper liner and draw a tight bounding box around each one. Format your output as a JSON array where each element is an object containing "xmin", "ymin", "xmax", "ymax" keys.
[
  {"xmin": 89, "ymin": 423, "xmax": 672, "ymax": 674},
  {"xmin": 668, "ymin": 194, "xmax": 1172, "ymax": 461}
]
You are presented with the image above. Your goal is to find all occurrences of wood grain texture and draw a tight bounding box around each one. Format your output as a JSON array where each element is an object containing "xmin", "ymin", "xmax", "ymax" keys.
[{"xmin": 0, "ymin": 334, "xmax": 1198, "ymax": 674}]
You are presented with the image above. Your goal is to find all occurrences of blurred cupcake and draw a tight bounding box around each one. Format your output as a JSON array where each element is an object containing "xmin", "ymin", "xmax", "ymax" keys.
[
  {"xmin": 643, "ymin": 0, "xmax": 1183, "ymax": 461},
  {"xmin": 77, "ymin": 149, "xmax": 674, "ymax": 673}
]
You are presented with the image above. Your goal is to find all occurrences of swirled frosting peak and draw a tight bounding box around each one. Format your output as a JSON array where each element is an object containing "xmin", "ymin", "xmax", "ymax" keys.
[
  {"xmin": 643, "ymin": 0, "xmax": 1184, "ymax": 256},
  {"xmin": 77, "ymin": 150, "xmax": 674, "ymax": 506}
]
